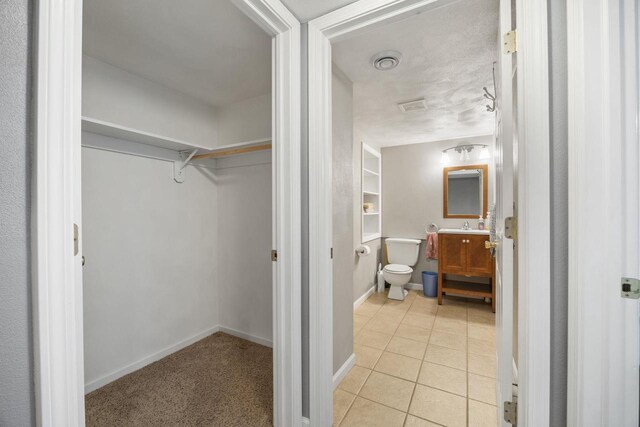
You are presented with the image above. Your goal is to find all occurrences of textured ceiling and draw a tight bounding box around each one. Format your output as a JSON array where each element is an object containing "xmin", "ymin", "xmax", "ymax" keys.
[
  {"xmin": 280, "ymin": 0, "xmax": 359, "ymax": 22},
  {"xmin": 332, "ymin": 0, "xmax": 499, "ymax": 147},
  {"xmin": 83, "ymin": 0, "xmax": 272, "ymax": 107}
]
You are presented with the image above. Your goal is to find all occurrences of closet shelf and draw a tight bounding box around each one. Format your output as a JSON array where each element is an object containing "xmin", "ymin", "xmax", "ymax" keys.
[
  {"xmin": 82, "ymin": 116, "xmax": 272, "ymax": 183},
  {"xmin": 82, "ymin": 116, "xmax": 272, "ymax": 159},
  {"xmin": 363, "ymin": 191, "xmax": 380, "ymax": 196},
  {"xmin": 82, "ymin": 116, "xmax": 211, "ymax": 152},
  {"xmin": 363, "ymin": 168, "xmax": 379, "ymax": 176}
]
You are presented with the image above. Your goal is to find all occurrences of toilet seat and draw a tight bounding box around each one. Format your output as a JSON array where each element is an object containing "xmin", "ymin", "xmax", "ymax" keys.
[{"xmin": 383, "ymin": 264, "xmax": 413, "ymax": 274}]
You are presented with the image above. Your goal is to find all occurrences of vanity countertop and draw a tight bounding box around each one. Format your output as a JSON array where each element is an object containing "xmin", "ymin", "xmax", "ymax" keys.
[{"xmin": 438, "ymin": 228, "xmax": 490, "ymax": 235}]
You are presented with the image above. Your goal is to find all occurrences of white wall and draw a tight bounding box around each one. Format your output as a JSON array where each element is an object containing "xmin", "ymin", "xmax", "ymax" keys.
[
  {"xmin": 83, "ymin": 56, "xmax": 219, "ymax": 147},
  {"xmin": 0, "ymin": 1, "xmax": 34, "ymax": 422},
  {"xmin": 83, "ymin": 56, "xmax": 272, "ymax": 150},
  {"xmin": 381, "ymin": 135, "xmax": 494, "ymax": 282},
  {"xmin": 216, "ymin": 154, "xmax": 273, "ymax": 345},
  {"xmin": 332, "ymin": 66, "xmax": 355, "ymax": 373},
  {"xmin": 217, "ymin": 93, "xmax": 271, "ymax": 145},
  {"xmin": 82, "ymin": 134, "xmax": 219, "ymax": 390}
]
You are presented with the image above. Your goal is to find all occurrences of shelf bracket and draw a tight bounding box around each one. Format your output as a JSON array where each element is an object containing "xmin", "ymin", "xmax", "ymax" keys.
[{"xmin": 174, "ymin": 149, "xmax": 198, "ymax": 183}]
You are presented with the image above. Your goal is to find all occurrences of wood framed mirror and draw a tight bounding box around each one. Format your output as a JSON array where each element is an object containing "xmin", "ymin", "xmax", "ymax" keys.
[{"xmin": 443, "ymin": 164, "xmax": 488, "ymax": 219}]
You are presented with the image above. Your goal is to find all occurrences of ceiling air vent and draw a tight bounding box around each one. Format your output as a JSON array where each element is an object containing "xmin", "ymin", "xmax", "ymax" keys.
[
  {"xmin": 398, "ymin": 98, "xmax": 427, "ymax": 113},
  {"xmin": 372, "ymin": 50, "xmax": 402, "ymax": 71}
]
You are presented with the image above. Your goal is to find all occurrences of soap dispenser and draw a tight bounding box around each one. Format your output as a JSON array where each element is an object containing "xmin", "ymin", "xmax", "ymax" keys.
[{"xmin": 478, "ymin": 216, "xmax": 485, "ymax": 230}]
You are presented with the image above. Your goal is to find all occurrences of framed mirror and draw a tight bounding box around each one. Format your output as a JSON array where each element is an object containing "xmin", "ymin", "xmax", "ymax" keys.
[{"xmin": 443, "ymin": 164, "xmax": 488, "ymax": 218}]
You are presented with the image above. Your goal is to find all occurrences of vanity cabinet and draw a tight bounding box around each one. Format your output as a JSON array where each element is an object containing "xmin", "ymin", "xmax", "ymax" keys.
[{"xmin": 438, "ymin": 232, "xmax": 495, "ymax": 312}]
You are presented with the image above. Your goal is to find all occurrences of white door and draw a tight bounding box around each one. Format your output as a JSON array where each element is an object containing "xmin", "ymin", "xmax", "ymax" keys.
[
  {"xmin": 494, "ymin": 0, "xmax": 517, "ymax": 424},
  {"xmin": 567, "ymin": 0, "xmax": 640, "ymax": 424}
]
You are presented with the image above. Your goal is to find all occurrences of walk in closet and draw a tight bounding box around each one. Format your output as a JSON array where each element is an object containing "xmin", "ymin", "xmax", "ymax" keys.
[{"xmin": 80, "ymin": 1, "xmax": 275, "ymax": 424}]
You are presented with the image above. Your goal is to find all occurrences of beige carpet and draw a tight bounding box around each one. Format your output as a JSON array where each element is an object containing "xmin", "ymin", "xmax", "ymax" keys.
[{"xmin": 85, "ymin": 332, "xmax": 273, "ymax": 427}]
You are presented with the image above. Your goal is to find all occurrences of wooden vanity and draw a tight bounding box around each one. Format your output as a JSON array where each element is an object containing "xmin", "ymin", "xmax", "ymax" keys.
[{"xmin": 437, "ymin": 231, "xmax": 495, "ymax": 312}]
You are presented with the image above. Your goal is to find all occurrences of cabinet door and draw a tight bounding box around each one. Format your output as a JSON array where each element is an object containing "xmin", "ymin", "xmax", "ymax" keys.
[
  {"xmin": 465, "ymin": 234, "xmax": 494, "ymax": 276},
  {"xmin": 439, "ymin": 234, "xmax": 466, "ymax": 274}
]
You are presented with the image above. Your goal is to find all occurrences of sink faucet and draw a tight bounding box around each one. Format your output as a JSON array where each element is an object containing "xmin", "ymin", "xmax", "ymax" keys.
[{"xmin": 462, "ymin": 221, "xmax": 470, "ymax": 230}]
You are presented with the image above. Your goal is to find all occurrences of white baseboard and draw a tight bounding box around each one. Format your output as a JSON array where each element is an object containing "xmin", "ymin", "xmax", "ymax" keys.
[
  {"xmin": 85, "ymin": 324, "xmax": 273, "ymax": 393},
  {"xmin": 354, "ymin": 286, "xmax": 376, "ymax": 310},
  {"xmin": 85, "ymin": 325, "xmax": 220, "ymax": 393},
  {"xmin": 302, "ymin": 416, "xmax": 310, "ymax": 426},
  {"xmin": 218, "ymin": 326, "xmax": 273, "ymax": 348},
  {"xmin": 333, "ymin": 353, "xmax": 356, "ymax": 390}
]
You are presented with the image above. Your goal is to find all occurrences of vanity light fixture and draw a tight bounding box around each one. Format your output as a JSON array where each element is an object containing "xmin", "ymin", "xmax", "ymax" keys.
[{"xmin": 440, "ymin": 143, "xmax": 490, "ymax": 164}]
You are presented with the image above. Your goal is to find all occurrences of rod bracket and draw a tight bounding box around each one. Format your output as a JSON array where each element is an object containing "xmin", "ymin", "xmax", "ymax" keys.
[{"xmin": 174, "ymin": 149, "xmax": 198, "ymax": 183}]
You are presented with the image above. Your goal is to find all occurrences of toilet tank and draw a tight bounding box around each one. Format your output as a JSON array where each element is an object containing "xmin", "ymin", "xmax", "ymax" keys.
[{"xmin": 385, "ymin": 238, "xmax": 422, "ymax": 266}]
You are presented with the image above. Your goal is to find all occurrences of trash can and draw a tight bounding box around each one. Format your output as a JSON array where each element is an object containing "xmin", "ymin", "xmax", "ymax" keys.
[{"xmin": 422, "ymin": 271, "xmax": 438, "ymax": 298}]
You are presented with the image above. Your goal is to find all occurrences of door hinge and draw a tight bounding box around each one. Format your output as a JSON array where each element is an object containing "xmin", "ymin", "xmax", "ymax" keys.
[
  {"xmin": 503, "ymin": 30, "xmax": 517, "ymax": 54},
  {"xmin": 504, "ymin": 400, "xmax": 517, "ymax": 425},
  {"xmin": 621, "ymin": 277, "xmax": 640, "ymax": 299},
  {"xmin": 73, "ymin": 223, "xmax": 79, "ymax": 256},
  {"xmin": 505, "ymin": 216, "xmax": 517, "ymax": 240},
  {"xmin": 271, "ymin": 249, "xmax": 278, "ymax": 262}
]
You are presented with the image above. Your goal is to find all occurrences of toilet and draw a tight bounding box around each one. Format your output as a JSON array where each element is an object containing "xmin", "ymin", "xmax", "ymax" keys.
[{"xmin": 383, "ymin": 238, "xmax": 421, "ymax": 301}]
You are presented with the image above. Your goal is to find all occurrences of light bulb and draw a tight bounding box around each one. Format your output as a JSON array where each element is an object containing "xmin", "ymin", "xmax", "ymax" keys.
[
  {"xmin": 479, "ymin": 146, "xmax": 490, "ymax": 160},
  {"xmin": 440, "ymin": 151, "xmax": 450, "ymax": 164}
]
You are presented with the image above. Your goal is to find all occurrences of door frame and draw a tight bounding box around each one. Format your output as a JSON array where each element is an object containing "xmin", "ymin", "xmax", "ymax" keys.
[
  {"xmin": 307, "ymin": 0, "xmax": 551, "ymax": 425},
  {"xmin": 32, "ymin": 0, "xmax": 301, "ymax": 425},
  {"xmin": 495, "ymin": 0, "xmax": 516, "ymax": 424},
  {"xmin": 567, "ymin": 0, "xmax": 639, "ymax": 425}
]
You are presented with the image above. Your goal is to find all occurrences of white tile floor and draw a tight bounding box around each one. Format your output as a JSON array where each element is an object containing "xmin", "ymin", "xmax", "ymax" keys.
[{"xmin": 334, "ymin": 289, "xmax": 497, "ymax": 427}]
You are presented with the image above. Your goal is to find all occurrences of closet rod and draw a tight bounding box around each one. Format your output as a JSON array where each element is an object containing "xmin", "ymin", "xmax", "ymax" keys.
[{"xmin": 192, "ymin": 143, "xmax": 272, "ymax": 160}]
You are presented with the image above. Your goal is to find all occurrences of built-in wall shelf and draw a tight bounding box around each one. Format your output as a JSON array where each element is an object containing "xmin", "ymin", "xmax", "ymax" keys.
[
  {"xmin": 363, "ymin": 232, "xmax": 381, "ymax": 243},
  {"xmin": 361, "ymin": 143, "xmax": 382, "ymax": 243}
]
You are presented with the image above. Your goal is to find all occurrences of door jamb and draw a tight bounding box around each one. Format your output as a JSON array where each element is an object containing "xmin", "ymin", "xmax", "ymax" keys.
[
  {"xmin": 32, "ymin": 0, "xmax": 301, "ymax": 425},
  {"xmin": 307, "ymin": 0, "xmax": 551, "ymax": 425}
]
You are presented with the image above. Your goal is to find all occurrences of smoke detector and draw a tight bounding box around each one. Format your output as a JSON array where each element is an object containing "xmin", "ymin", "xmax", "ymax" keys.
[
  {"xmin": 372, "ymin": 50, "xmax": 402, "ymax": 71},
  {"xmin": 398, "ymin": 98, "xmax": 427, "ymax": 113}
]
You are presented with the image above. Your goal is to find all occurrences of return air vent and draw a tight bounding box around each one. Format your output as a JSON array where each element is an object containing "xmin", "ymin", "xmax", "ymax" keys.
[{"xmin": 398, "ymin": 98, "xmax": 427, "ymax": 113}]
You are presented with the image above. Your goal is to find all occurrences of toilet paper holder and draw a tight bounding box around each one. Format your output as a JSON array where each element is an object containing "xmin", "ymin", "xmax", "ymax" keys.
[{"xmin": 356, "ymin": 245, "xmax": 371, "ymax": 256}]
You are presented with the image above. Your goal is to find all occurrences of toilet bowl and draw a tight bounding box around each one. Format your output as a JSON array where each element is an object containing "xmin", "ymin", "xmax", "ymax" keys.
[
  {"xmin": 383, "ymin": 238, "xmax": 421, "ymax": 301},
  {"xmin": 383, "ymin": 264, "xmax": 413, "ymax": 300}
]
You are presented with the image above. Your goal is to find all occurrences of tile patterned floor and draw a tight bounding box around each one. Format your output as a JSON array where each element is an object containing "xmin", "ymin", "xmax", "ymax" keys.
[{"xmin": 334, "ymin": 290, "xmax": 497, "ymax": 427}]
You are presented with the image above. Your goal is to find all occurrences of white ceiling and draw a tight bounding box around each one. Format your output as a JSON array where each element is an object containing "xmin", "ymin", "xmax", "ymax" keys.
[
  {"xmin": 280, "ymin": 0, "xmax": 359, "ymax": 22},
  {"xmin": 332, "ymin": 0, "xmax": 499, "ymax": 147},
  {"xmin": 83, "ymin": 0, "xmax": 272, "ymax": 107}
]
